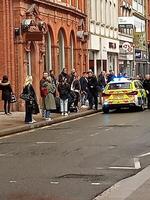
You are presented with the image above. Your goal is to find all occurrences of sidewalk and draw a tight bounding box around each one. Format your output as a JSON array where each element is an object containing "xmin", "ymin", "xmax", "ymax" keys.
[
  {"xmin": 94, "ymin": 165, "xmax": 150, "ymax": 200},
  {"xmin": 0, "ymin": 108, "xmax": 101, "ymax": 137}
]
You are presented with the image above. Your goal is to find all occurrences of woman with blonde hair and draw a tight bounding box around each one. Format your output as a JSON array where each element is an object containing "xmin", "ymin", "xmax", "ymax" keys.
[{"xmin": 21, "ymin": 75, "xmax": 39, "ymax": 124}]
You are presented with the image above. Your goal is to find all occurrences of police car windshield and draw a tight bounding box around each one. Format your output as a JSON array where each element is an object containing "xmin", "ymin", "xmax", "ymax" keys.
[{"xmin": 108, "ymin": 82, "xmax": 131, "ymax": 90}]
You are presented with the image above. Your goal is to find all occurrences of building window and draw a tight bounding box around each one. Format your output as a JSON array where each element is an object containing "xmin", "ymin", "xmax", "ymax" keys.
[
  {"xmin": 70, "ymin": 34, "xmax": 75, "ymax": 70},
  {"xmin": 45, "ymin": 31, "xmax": 52, "ymax": 72},
  {"xmin": 58, "ymin": 30, "xmax": 65, "ymax": 72}
]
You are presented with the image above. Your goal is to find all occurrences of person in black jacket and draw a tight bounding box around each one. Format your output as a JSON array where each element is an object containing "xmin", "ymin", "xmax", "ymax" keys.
[
  {"xmin": 87, "ymin": 71, "xmax": 98, "ymax": 110},
  {"xmin": 0, "ymin": 75, "xmax": 12, "ymax": 114},
  {"xmin": 22, "ymin": 76, "xmax": 39, "ymax": 123},
  {"xmin": 80, "ymin": 72, "xmax": 88, "ymax": 107},
  {"xmin": 58, "ymin": 79, "xmax": 70, "ymax": 116},
  {"xmin": 143, "ymin": 74, "xmax": 150, "ymax": 108}
]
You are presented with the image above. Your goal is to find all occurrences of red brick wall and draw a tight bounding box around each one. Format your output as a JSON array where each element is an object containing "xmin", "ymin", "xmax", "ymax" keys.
[{"xmin": 0, "ymin": 0, "xmax": 88, "ymax": 111}]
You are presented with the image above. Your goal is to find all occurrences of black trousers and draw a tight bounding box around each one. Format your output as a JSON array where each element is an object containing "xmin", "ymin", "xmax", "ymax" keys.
[
  {"xmin": 25, "ymin": 101, "xmax": 33, "ymax": 123},
  {"xmin": 88, "ymin": 92, "xmax": 98, "ymax": 110},
  {"xmin": 4, "ymin": 100, "xmax": 11, "ymax": 114}
]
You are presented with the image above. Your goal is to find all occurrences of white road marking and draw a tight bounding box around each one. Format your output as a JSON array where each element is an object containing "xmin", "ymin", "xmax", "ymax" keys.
[
  {"xmin": 137, "ymin": 152, "xmax": 150, "ymax": 158},
  {"xmin": 9, "ymin": 180, "xmax": 17, "ymax": 183},
  {"xmin": 91, "ymin": 182, "xmax": 101, "ymax": 185},
  {"xmin": 109, "ymin": 166, "xmax": 137, "ymax": 170},
  {"xmin": 134, "ymin": 157, "xmax": 141, "ymax": 169},
  {"xmin": 36, "ymin": 142, "xmax": 56, "ymax": 144},
  {"xmin": 0, "ymin": 154, "xmax": 7, "ymax": 157},
  {"xmin": 50, "ymin": 181, "xmax": 59, "ymax": 184},
  {"xmin": 105, "ymin": 128, "xmax": 113, "ymax": 131},
  {"xmin": 90, "ymin": 132, "xmax": 101, "ymax": 137}
]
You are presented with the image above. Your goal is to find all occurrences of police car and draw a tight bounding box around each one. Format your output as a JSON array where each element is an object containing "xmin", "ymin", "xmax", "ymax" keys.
[{"xmin": 102, "ymin": 77, "xmax": 147, "ymax": 113}]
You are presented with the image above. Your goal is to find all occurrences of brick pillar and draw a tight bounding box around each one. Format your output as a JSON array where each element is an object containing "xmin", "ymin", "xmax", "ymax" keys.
[{"xmin": 65, "ymin": 46, "xmax": 71, "ymax": 74}]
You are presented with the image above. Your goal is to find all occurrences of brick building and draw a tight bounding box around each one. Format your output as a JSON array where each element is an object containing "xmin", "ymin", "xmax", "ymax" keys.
[{"xmin": 0, "ymin": 0, "xmax": 88, "ymax": 111}]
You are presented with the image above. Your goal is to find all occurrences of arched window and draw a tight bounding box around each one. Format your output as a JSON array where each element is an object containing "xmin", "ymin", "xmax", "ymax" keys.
[
  {"xmin": 70, "ymin": 34, "xmax": 75, "ymax": 70},
  {"xmin": 58, "ymin": 30, "xmax": 65, "ymax": 72},
  {"xmin": 45, "ymin": 31, "xmax": 52, "ymax": 71}
]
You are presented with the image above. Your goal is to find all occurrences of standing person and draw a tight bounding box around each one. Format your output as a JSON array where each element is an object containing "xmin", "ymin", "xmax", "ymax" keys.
[
  {"xmin": 21, "ymin": 76, "xmax": 39, "ymax": 124},
  {"xmin": 107, "ymin": 70, "xmax": 116, "ymax": 83},
  {"xmin": 71, "ymin": 73, "xmax": 81, "ymax": 110},
  {"xmin": 143, "ymin": 74, "xmax": 150, "ymax": 109},
  {"xmin": 40, "ymin": 72, "xmax": 49, "ymax": 117},
  {"xmin": 58, "ymin": 79, "xmax": 70, "ymax": 116},
  {"xmin": 58, "ymin": 68, "xmax": 70, "ymax": 83},
  {"xmin": 42, "ymin": 77, "xmax": 56, "ymax": 121},
  {"xmin": 87, "ymin": 71, "xmax": 98, "ymax": 110},
  {"xmin": 49, "ymin": 69, "xmax": 57, "ymax": 97},
  {"xmin": 98, "ymin": 71, "xmax": 107, "ymax": 104},
  {"xmin": 0, "ymin": 75, "xmax": 12, "ymax": 115},
  {"xmin": 80, "ymin": 72, "xmax": 88, "ymax": 107},
  {"xmin": 69, "ymin": 68, "xmax": 76, "ymax": 85}
]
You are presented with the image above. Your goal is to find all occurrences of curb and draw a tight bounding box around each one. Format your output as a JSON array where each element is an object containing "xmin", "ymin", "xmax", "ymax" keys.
[{"xmin": 0, "ymin": 109, "xmax": 101, "ymax": 138}]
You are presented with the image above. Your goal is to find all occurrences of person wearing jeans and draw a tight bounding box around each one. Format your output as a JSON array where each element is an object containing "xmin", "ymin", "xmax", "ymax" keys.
[
  {"xmin": 60, "ymin": 99, "xmax": 68, "ymax": 115},
  {"xmin": 0, "ymin": 75, "xmax": 12, "ymax": 115},
  {"xmin": 58, "ymin": 79, "xmax": 70, "ymax": 116}
]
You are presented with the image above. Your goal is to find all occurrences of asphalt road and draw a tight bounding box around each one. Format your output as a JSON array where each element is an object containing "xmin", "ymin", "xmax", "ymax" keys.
[{"xmin": 1, "ymin": 109, "xmax": 150, "ymax": 200}]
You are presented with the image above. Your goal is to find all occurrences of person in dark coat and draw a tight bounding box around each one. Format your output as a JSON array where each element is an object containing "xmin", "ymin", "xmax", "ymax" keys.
[
  {"xmin": 58, "ymin": 68, "xmax": 70, "ymax": 84},
  {"xmin": 98, "ymin": 71, "xmax": 107, "ymax": 104},
  {"xmin": 71, "ymin": 73, "xmax": 81, "ymax": 109},
  {"xmin": 58, "ymin": 79, "xmax": 70, "ymax": 116},
  {"xmin": 87, "ymin": 71, "xmax": 98, "ymax": 110},
  {"xmin": 22, "ymin": 76, "xmax": 39, "ymax": 124},
  {"xmin": 40, "ymin": 72, "xmax": 49, "ymax": 117},
  {"xmin": 80, "ymin": 72, "xmax": 88, "ymax": 107},
  {"xmin": 107, "ymin": 70, "xmax": 116, "ymax": 83},
  {"xmin": 143, "ymin": 74, "xmax": 150, "ymax": 108},
  {"xmin": 0, "ymin": 75, "xmax": 12, "ymax": 114}
]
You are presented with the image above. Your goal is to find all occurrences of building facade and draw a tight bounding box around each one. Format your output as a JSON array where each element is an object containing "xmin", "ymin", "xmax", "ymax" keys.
[
  {"xmin": 118, "ymin": 0, "xmax": 133, "ymax": 77},
  {"xmin": 88, "ymin": 0, "xmax": 119, "ymax": 76},
  {"xmin": 132, "ymin": 0, "xmax": 148, "ymax": 76},
  {"xmin": 0, "ymin": 0, "xmax": 88, "ymax": 111}
]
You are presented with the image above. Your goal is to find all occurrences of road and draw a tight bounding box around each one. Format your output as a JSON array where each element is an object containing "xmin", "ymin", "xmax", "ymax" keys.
[{"xmin": 1, "ymin": 110, "xmax": 150, "ymax": 200}]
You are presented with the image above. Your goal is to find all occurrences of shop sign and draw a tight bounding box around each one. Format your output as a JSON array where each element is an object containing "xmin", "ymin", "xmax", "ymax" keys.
[{"xmin": 135, "ymin": 50, "xmax": 142, "ymax": 59}]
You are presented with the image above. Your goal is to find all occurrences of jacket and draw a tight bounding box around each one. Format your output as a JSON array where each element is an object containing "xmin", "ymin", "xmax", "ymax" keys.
[{"xmin": 0, "ymin": 81, "xmax": 12, "ymax": 101}]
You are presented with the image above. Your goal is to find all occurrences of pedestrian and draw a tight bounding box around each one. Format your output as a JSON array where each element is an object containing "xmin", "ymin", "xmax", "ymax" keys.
[
  {"xmin": 143, "ymin": 74, "xmax": 150, "ymax": 109},
  {"xmin": 21, "ymin": 75, "xmax": 39, "ymax": 124},
  {"xmin": 42, "ymin": 77, "xmax": 56, "ymax": 121},
  {"xmin": 58, "ymin": 79, "xmax": 70, "ymax": 116},
  {"xmin": 58, "ymin": 68, "xmax": 70, "ymax": 83},
  {"xmin": 107, "ymin": 70, "xmax": 116, "ymax": 83},
  {"xmin": 98, "ymin": 71, "xmax": 107, "ymax": 104},
  {"xmin": 71, "ymin": 72, "xmax": 80, "ymax": 110},
  {"xmin": 0, "ymin": 75, "xmax": 13, "ymax": 115},
  {"xmin": 87, "ymin": 71, "xmax": 98, "ymax": 110},
  {"xmin": 40, "ymin": 72, "xmax": 49, "ymax": 117},
  {"xmin": 79, "ymin": 72, "xmax": 88, "ymax": 107},
  {"xmin": 69, "ymin": 68, "xmax": 76, "ymax": 85}
]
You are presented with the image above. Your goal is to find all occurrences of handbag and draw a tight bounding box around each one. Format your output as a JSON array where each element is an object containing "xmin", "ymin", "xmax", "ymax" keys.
[
  {"xmin": 11, "ymin": 94, "xmax": 17, "ymax": 103},
  {"xmin": 20, "ymin": 93, "xmax": 33, "ymax": 101}
]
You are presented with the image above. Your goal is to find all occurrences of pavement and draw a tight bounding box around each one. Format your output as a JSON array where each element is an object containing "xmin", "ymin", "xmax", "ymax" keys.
[
  {"xmin": 0, "ymin": 107, "xmax": 101, "ymax": 137},
  {"xmin": 1, "ymin": 107, "xmax": 150, "ymax": 200}
]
